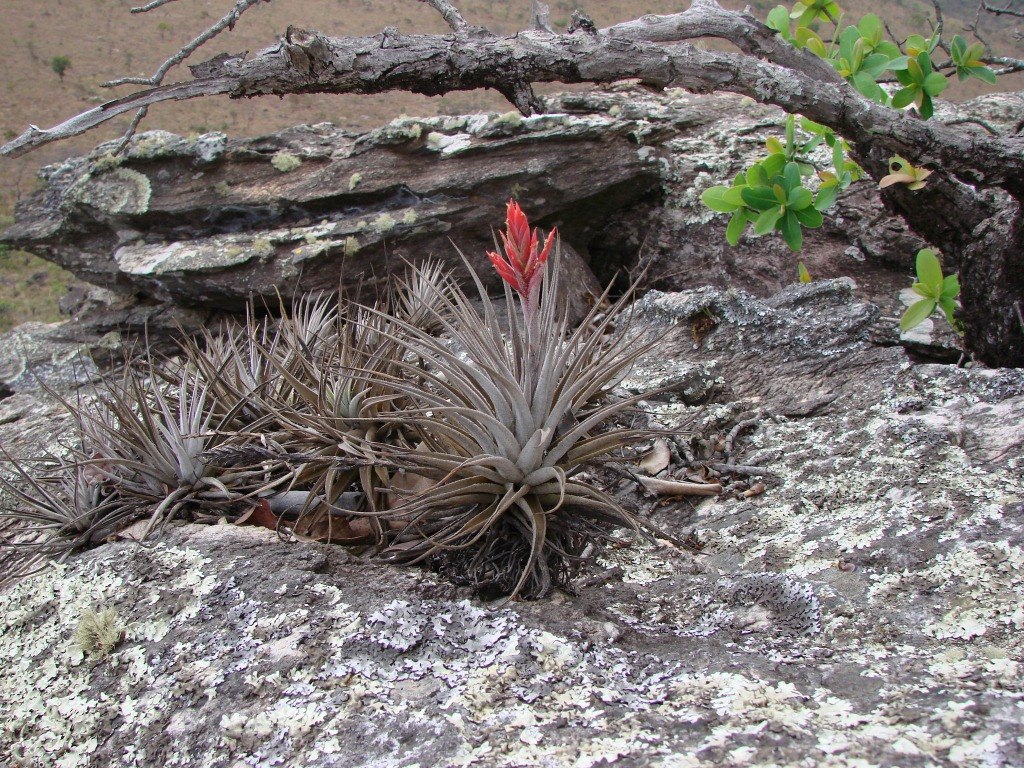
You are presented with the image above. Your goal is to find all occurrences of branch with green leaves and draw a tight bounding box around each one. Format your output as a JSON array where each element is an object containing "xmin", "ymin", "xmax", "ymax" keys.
[{"xmin": 699, "ymin": 0, "xmax": 1007, "ymax": 331}]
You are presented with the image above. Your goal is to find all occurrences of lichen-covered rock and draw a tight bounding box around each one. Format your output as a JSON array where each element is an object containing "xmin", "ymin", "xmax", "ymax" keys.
[
  {"xmin": 2, "ymin": 105, "xmax": 664, "ymax": 314},
  {"xmin": 13, "ymin": 87, "xmax": 1011, "ymax": 330},
  {"xmin": 2, "ymin": 281, "xmax": 1021, "ymax": 767},
  {"xmin": 68, "ymin": 168, "xmax": 152, "ymax": 216}
]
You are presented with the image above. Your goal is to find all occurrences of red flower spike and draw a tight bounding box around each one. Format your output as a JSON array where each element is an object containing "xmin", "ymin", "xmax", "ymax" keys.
[{"xmin": 486, "ymin": 200, "xmax": 557, "ymax": 306}]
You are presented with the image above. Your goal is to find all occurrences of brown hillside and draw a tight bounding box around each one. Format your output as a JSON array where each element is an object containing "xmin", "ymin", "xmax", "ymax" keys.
[{"xmin": 1, "ymin": 0, "xmax": 1021, "ymax": 214}]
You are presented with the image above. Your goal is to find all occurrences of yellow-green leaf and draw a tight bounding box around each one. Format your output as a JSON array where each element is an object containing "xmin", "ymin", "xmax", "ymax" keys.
[{"xmin": 900, "ymin": 298, "xmax": 937, "ymax": 331}]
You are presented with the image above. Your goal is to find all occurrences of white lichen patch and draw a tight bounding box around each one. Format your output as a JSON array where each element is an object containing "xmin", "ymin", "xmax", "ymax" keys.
[
  {"xmin": 425, "ymin": 131, "xmax": 473, "ymax": 156},
  {"xmin": 69, "ymin": 168, "xmax": 152, "ymax": 215},
  {"xmin": 0, "ymin": 541, "xmax": 223, "ymax": 767},
  {"xmin": 597, "ymin": 538, "xmax": 679, "ymax": 585},
  {"xmin": 115, "ymin": 220, "xmax": 342, "ymax": 275}
]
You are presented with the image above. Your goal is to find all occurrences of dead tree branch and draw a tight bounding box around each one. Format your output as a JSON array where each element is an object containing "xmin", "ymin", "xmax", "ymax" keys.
[
  {"xmin": 132, "ymin": 0, "xmax": 184, "ymax": 12},
  {"xmin": 979, "ymin": 1, "xmax": 1024, "ymax": 18},
  {"xmin": 417, "ymin": 0, "xmax": 470, "ymax": 34},
  {"xmin": 3, "ymin": 0, "xmax": 1021, "ymax": 201},
  {"xmin": 105, "ymin": 0, "xmax": 266, "ymax": 88},
  {"xmin": 96, "ymin": 0, "xmax": 267, "ymax": 150}
]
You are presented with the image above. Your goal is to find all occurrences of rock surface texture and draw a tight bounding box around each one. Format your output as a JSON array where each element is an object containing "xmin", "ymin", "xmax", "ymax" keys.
[
  {"xmin": 11, "ymin": 88, "xmax": 1014, "ymax": 323},
  {"xmin": 2, "ymin": 280, "xmax": 1022, "ymax": 767}
]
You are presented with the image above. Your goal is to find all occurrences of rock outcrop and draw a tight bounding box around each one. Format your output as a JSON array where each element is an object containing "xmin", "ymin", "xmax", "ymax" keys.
[
  {"xmin": 8, "ymin": 87, "xmax": 1019, "ymax": 347},
  {"xmin": 0, "ymin": 88, "xmax": 938, "ymax": 314},
  {"xmin": 2, "ymin": 93, "xmax": 670, "ymax": 312},
  {"xmin": 2, "ymin": 280, "xmax": 1022, "ymax": 767}
]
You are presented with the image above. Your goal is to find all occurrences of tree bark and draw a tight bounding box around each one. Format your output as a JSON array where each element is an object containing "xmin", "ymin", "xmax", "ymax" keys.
[{"xmin": 2, "ymin": 0, "xmax": 1022, "ymax": 363}]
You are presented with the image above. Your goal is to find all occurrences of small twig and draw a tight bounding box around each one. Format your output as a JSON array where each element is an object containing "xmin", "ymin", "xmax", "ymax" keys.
[
  {"xmin": 884, "ymin": 21, "xmax": 905, "ymax": 50},
  {"xmin": 980, "ymin": 0, "xmax": 1024, "ymax": 18},
  {"xmin": 724, "ymin": 410, "xmax": 762, "ymax": 460},
  {"xmin": 704, "ymin": 462, "xmax": 777, "ymax": 477},
  {"xmin": 665, "ymin": 436, "xmax": 690, "ymax": 467},
  {"xmin": 131, "ymin": 0, "xmax": 182, "ymax": 12},
  {"xmin": 931, "ymin": 0, "xmax": 945, "ymax": 40},
  {"xmin": 531, "ymin": 0, "xmax": 555, "ymax": 33},
  {"xmin": 105, "ymin": 0, "xmax": 265, "ymax": 89},
  {"xmin": 112, "ymin": 107, "xmax": 149, "ymax": 154},
  {"xmin": 965, "ymin": 9, "xmax": 996, "ymax": 57},
  {"xmin": 577, "ymin": 566, "xmax": 623, "ymax": 589},
  {"xmin": 95, "ymin": 0, "xmax": 267, "ymax": 154},
  {"xmin": 418, "ymin": 0, "xmax": 470, "ymax": 34},
  {"xmin": 1015, "ymin": 300, "xmax": 1024, "ymax": 332}
]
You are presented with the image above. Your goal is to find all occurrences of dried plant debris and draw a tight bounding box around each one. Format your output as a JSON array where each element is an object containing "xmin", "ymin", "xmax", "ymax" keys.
[
  {"xmin": 1, "ymin": 203, "xmax": 693, "ymax": 599},
  {"xmin": 73, "ymin": 605, "xmax": 123, "ymax": 658}
]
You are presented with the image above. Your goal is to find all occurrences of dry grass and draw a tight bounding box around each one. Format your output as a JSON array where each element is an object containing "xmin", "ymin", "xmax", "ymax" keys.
[{"xmin": 0, "ymin": 208, "xmax": 78, "ymax": 333}]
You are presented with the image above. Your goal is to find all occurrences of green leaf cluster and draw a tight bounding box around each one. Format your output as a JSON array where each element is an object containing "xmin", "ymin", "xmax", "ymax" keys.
[
  {"xmin": 766, "ymin": 4, "xmax": 996, "ymax": 120},
  {"xmin": 701, "ymin": 115, "xmax": 859, "ymax": 251},
  {"xmin": 892, "ymin": 49, "xmax": 948, "ymax": 119},
  {"xmin": 901, "ymin": 248, "xmax": 963, "ymax": 333},
  {"xmin": 950, "ymin": 34, "xmax": 997, "ymax": 85}
]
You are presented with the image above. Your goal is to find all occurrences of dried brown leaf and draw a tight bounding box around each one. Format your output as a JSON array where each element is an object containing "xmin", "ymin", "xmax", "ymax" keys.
[{"xmin": 637, "ymin": 439, "xmax": 671, "ymax": 475}]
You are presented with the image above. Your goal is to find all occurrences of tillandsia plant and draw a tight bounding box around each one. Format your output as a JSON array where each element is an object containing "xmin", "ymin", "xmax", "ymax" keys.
[
  {"xmin": 1, "ymin": 204, "xmax": 669, "ymax": 599},
  {"xmin": 0, "ymin": 352, "xmax": 289, "ymax": 583},
  {"xmin": 358, "ymin": 201, "xmax": 663, "ymax": 599}
]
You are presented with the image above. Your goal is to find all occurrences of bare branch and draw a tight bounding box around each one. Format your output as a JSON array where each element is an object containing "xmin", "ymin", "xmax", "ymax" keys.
[
  {"xmin": 131, "ymin": 0, "xmax": 183, "ymax": 12},
  {"xmin": 104, "ymin": 0, "xmax": 266, "ymax": 89},
  {"xmin": 980, "ymin": 0, "xmax": 1024, "ymax": 18},
  {"xmin": 532, "ymin": 1, "xmax": 555, "ymax": 33},
  {"xmin": 989, "ymin": 56, "xmax": 1024, "ymax": 73},
  {"xmin": 112, "ymin": 107, "xmax": 150, "ymax": 154},
  {"xmin": 418, "ymin": 0, "xmax": 470, "ymax": 34},
  {"xmin": 932, "ymin": 0, "xmax": 945, "ymax": 39},
  {"xmin": 1, "ymin": 0, "xmax": 1022, "ymax": 201},
  {"xmin": 0, "ymin": 78, "xmax": 232, "ymax": 156}
]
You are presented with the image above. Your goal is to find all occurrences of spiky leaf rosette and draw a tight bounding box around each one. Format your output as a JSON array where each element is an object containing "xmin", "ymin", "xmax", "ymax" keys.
[
  {"xmin": 1, "ymin": 354, "xmax": 288, "ymax": 575},
  {"xmin": 0, "ymin": 449, "xmax": 139, "ymax": 585},
  {"xmin": 393, "ymin": 260, "xmax": 459, "ymax": 335},
  {"xmin": 362, "ymin": 250, "xmax": 657, "ymax": 599},
  {"xmin": 253, "ymin": 306, "xmax": 411, "ymax": 542}
]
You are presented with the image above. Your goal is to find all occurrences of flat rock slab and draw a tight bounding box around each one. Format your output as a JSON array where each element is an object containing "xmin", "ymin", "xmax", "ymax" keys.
[
  {"xmin": 2, "ymin": 280, "xmax": 1022, "ymax": 767},
  {"xmin": 2, "ymin": 98, "xmax": 668, "ymax": 311}
]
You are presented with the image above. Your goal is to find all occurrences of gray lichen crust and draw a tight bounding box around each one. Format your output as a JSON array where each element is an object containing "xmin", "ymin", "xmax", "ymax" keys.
[
  {"xmin": 1, "ymin": 281, "xmax": 1022, "ymax": 767},
  {"xmin": 69, "ymin": 168, "xmax": 152, "ymax": 216}
]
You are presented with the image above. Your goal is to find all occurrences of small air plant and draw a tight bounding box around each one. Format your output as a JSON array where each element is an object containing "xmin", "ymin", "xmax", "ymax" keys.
[
  {"xmin": 363, "ymin": 201, "xmax": 659, "ymax": 599},
  {"xmin": 394, "ymin": 259, "xmax": 458, "ymax": 335},
  {"xmin": 255, "ymin": 307, "xmax": 409, "ymax": 543},
  {"xmin": 1, "ymin": 350, "xmax": 290, "ymax": 576},
  {"xmin": 0, "ymin": 448, "xmax": 134, "ymax": 583}
]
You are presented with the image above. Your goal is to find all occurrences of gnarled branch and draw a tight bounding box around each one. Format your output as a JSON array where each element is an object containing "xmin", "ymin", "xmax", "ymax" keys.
[{"xmin": 3, "ymin": 0, "xmax": 1022, "ymax": 202}]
